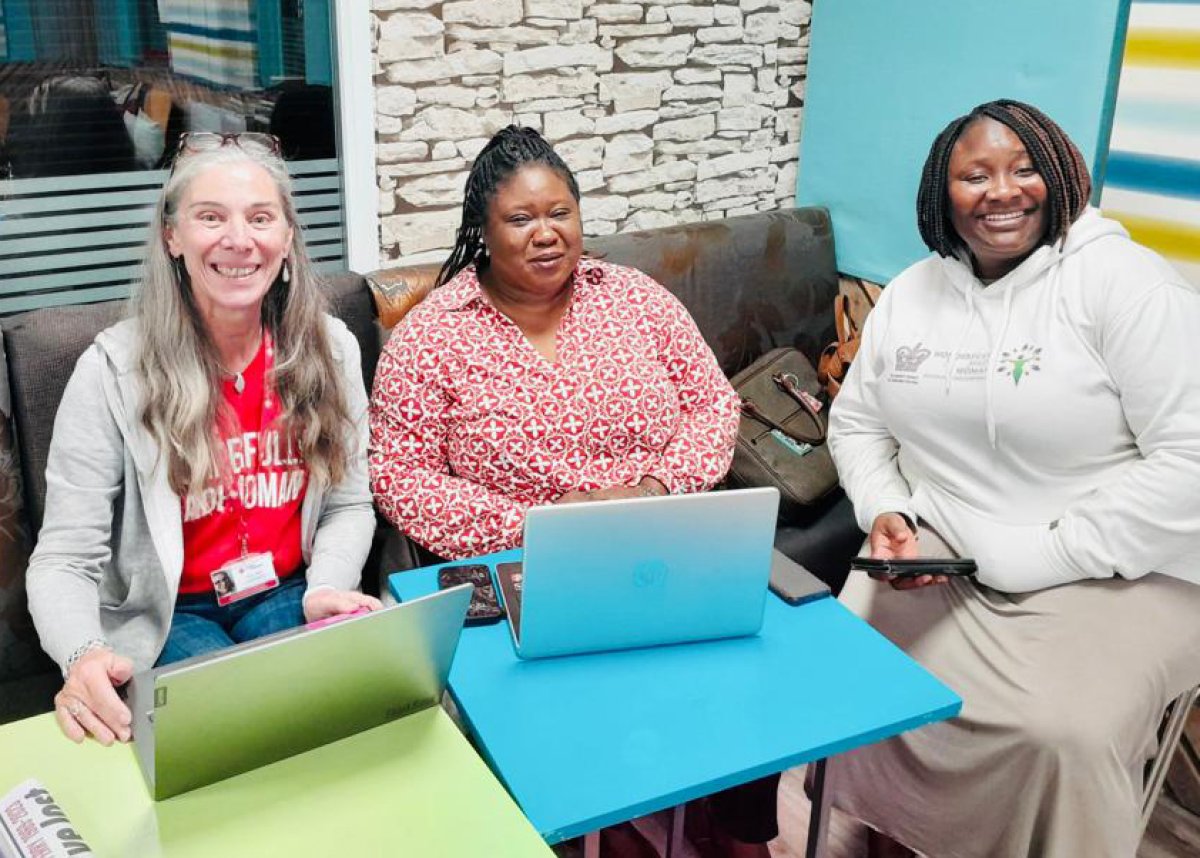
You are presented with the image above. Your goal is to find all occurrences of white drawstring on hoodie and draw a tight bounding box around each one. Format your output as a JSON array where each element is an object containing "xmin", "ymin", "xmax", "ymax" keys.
[
  {"xmin": 941, "ymin": 243, "xmax": 1064, "ymax": 449},
  {"xmin": 942, "ymin": 278, "xmax": 977, "ymax": 396},
  {"xmin": 983, "ymin": 280, "xmax": 1016, "ymax": 449}
]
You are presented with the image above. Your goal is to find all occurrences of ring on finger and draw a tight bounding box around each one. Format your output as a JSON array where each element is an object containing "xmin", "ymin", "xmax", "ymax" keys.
[{"xmin": 64, "ymin": 699, "xmax": 85, "ymax": 719}]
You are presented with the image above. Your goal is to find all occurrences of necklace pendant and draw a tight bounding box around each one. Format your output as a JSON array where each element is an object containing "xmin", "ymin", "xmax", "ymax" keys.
[{"xmin": 232, "ymin": 373, "xmax": 245, "ymax": 395}]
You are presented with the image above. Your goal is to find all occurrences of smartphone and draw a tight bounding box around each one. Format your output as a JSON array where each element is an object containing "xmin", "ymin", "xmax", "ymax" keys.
[
  {"xmin": 495, "ymin": 561, "xmax": 524, "ymax": 635},
  {"xmin": 851, "ymin": 556, "xmax": 977, "ymax": 578},
  {"xmin": 768, "ymin": 551, "xmax": 831, "ymax": 605},
  {"xmin": 437, "ymin": 564, "xmax": 505, "ymax": 625}
]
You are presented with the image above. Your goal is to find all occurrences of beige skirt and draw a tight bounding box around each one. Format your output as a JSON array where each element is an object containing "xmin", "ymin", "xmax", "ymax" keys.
[{"xmin": 826, "ymin": 526, "xmax": 1200, "ymax": 858}]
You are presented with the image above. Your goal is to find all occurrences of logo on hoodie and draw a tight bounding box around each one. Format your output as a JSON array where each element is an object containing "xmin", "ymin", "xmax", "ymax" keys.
[
  {"xmin": 894, "ymin": 343, "xmax": 932, "ymax": 373},
  {"xmin": 996, "ymin": 343, "xmax": 1042, "ymax": 386}
]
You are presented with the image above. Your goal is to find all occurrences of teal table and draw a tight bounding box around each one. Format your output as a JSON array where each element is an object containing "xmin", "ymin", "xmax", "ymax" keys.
[{"xmin": 391, "ymin": 550, "xmax": 961, "ymax": 855}]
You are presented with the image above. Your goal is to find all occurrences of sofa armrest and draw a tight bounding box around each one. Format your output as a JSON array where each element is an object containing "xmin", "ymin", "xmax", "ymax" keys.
[{"xmin": 364, "ymin": 264, "xmax": 441, "ymax": 332}]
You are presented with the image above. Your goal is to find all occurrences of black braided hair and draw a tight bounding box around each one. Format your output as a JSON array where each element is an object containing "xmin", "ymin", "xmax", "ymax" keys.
[
  {"xmin": 436, "ymin": 125, "xmax": 581, "ymax": 287},
  {"xmin": 916, "ymin": 99, "xmax": 1092, "ymax": 258}
]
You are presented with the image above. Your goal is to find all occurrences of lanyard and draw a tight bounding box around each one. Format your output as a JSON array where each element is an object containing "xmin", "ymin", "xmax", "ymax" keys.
[{"xmin": 218, "ymin": 329, "xmax": 276, "ymax": 558}]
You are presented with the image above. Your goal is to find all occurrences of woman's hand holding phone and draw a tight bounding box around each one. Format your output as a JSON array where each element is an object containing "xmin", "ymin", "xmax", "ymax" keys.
[{"xmin": 867, "ymin": 512, "xmax": 947, "ymax": 591}]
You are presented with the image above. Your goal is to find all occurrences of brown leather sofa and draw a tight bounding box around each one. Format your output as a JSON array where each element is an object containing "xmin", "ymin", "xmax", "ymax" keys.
[{"xmin": 0, "ymin": 207, "xmax": 864, "ymax": 722}]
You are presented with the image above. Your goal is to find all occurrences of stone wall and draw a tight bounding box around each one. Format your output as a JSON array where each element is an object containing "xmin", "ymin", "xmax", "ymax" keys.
[{"xmin": 373, "ymin": 0, "xmax": 811, "ymax": 262}]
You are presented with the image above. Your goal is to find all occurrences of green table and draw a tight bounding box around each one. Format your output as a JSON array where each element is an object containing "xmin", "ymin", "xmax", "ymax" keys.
[{"xmin": 0, "ymin": 707, "xmax": 552, "ymax": 857}]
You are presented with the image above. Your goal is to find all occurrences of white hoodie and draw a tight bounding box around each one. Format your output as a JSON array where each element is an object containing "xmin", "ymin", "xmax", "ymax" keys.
[{"xmin": 829, "ymin": 208, "xmax": 1200, "ymax": 592}]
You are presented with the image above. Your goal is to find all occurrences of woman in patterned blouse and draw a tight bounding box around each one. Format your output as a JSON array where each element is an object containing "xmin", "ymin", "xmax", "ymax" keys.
[
  {"xmin": 369, "ymin": 126, "xmax": 740, "ymax": 562},
  {"xmin": 369, "ymin": 127, "xmax": 773, "ymax": 858}
]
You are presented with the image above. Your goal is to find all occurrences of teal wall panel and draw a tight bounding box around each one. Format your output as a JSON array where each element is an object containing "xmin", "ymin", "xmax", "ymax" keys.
[{"xmin": 797, "ymin": 0, "xmax": 1131, "ymax": 283}]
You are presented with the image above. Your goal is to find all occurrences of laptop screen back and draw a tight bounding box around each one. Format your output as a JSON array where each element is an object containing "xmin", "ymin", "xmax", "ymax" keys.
[
  {"xmin": 514, "ymin": 487, "xmax": 779, "ymax": 658},
  {"xmin": 130, "ymin": 585, "xmax": 470, "ymax": 799}
]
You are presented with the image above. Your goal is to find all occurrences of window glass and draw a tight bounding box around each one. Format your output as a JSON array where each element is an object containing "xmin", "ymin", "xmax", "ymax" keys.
[{"xmin": 0, "ymin": 0, "xmax": 344, "ymax": 314}]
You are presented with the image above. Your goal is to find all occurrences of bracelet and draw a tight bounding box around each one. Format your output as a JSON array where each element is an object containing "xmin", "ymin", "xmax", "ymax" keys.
[
  {"xmin": 637, "ymin": 481, "xmax": 667, "ymax": 498},
  {"xmin": 63, "ymin": 638, "xmax": 110, "ymax": 679}
]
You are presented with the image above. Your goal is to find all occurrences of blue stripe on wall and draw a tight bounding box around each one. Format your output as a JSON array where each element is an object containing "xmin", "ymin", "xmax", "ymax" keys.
[{"xmin": 1105, "ymin": 151, "xmax": 1200, "ymax": 199}]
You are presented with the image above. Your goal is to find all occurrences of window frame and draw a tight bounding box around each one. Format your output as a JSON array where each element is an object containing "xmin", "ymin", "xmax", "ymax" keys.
[{"xmin": 331, "ymin": 0, "xmax": 378, "ymax": 273}]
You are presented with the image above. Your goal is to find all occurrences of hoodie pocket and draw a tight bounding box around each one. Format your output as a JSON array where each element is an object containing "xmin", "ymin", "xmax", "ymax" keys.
[{"xmin": 919, "ymin": 489, "xmax": 1078, "ymax": 593}]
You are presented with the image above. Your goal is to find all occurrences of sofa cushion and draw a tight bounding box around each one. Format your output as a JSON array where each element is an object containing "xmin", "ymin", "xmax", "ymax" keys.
[
  {"xmin": 0, "ymin": 330, "xmax": 47, "ymax": 688},
  {"xmin": 2, "ymin": 301, "xmax": 128, "ymax": 532},
  {"xmin": 0, "ymin": 305, "xmax": 121, "ymax": 690},
  {"xmin": 323, "ymin": 271, "xmax": 384, "ymax": 393}
]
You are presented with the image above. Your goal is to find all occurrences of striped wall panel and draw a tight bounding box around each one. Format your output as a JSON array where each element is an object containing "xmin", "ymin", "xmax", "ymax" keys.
[
  {"xmin": 159, "ymin": 0, "xmax": 258, "ymax": 90},
  {"xmin": 1101, "ymin": 0, "xmax": 1200, "ymax": 285},
  {"xmin": 0, "ymin": 159, "xmax": 346, "ymax": 315}
]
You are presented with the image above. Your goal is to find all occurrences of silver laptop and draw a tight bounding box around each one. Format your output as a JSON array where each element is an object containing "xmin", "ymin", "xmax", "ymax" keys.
[
  {"xmin": 495, "ymin": 487, "xmax": 780, "ymax": 659},
  {"xmin": 128, "ymin": 585, "xmax": 471, "ymax": 800}
]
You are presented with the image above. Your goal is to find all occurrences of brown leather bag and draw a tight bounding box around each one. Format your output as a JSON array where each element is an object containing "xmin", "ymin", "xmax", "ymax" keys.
[
  {"xmin": 727, "ymin": 348, "xmax": 839, "ymax": 521},
  {"xmin": 817, "ymin": 278, "xmax": 878, "ymax": 400}
]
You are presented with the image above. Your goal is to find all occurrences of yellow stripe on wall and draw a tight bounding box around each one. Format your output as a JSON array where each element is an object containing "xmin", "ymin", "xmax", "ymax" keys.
[
  {"xmin": 1104, "ymin": 210, "xmax": 1200, "ymax": 262},
  {"xmin": 1124, "ymin": 29, "xmax": 1200, "ymax": 69}
]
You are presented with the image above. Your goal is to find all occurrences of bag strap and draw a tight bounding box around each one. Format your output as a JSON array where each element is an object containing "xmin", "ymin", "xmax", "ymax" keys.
[
  {"xmin": 835, "ymin": 278, "xmax": 877, "ymax": 346},
  {"xmin": 850, "ymin": 276, "xmax": 877, "ymax": 309},
  {"xmin": 741, "ymin": 397, "xmax": 824, "ymax": 447},
  {"xmin": 771, "ymin": 372, "xmax": 828, "ymax": 444},
  {"xmin": 833, "ymin": 294, "xmax": 855, "ymax": 346}
]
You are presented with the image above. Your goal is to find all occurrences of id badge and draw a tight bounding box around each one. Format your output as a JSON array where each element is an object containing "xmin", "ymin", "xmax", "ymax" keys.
[{"xmin": 211, "ymin": 552, "xmax": 278, "ymax": 606}]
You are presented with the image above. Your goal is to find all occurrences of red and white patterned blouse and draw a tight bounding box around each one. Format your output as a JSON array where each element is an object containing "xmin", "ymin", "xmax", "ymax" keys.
[{"xmin": 369, "ymin": 258, "xmax": 740, "ymax": 560}]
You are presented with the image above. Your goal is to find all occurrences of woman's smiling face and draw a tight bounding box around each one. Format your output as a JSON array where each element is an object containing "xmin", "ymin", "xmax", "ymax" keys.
[
  {"xmin": 947, "ymin": 117, "xmax": 1049, "ymax": 280},
  {"xmin": 164, "ymin": 160, "xmax": 293, "ymax": 323}
]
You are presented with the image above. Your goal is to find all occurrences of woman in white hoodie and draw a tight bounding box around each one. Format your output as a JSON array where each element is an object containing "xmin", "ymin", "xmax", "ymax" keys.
[{"xmin": 827, "ymin": 99, "xmax": 1200, "ymax": 857}]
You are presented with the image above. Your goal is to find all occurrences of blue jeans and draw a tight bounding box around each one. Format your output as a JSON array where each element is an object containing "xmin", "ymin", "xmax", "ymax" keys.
[{"xmin": 156, "ymin": 573, "xmax": 307, "ymax": 667}]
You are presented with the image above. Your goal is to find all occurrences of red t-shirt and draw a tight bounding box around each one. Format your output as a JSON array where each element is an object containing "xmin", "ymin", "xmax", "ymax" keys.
[{"xmin": 179, "ymin": 335, "xmax": 308, "ymax": 594}]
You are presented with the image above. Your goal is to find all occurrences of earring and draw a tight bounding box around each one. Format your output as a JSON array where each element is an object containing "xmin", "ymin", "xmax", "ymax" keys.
[
  {"xmin": 171, "ymin": 256, "xmax": 186, "ymax": 285},
  {"xmin": 281, "ymin": 260, "xmax": 291, "ymax": 283}
]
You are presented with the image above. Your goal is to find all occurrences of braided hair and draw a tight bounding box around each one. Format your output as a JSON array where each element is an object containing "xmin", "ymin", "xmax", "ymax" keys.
[
  {"xmin": 916, "ymin": 99, "xmax": 1092, "ymax": 259},
  {"xmin": 436, "ymin": 125, "xmax": 581, "ymax": 287}
]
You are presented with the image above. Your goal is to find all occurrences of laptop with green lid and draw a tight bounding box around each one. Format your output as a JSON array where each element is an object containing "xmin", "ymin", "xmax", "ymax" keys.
[{"xmin": 128, "ymin": 585, "xmax": 470, "ymax": 799}]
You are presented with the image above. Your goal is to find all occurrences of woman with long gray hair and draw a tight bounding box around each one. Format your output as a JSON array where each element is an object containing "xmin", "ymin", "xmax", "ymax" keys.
[{"xmin": 27, "ymin": 133, "xmax": 380, "ymax": 746}]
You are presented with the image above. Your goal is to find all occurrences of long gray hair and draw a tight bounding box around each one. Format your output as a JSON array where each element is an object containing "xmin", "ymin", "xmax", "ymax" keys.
[{"xmin": 134, "ymin": 144, "xmax": 352, "ymax": 495}]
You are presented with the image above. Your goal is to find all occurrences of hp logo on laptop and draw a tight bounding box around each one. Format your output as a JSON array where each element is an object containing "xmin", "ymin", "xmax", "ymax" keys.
[{"xmin": 632, "ymin": 559, "xmax": 669, "ymax": 588}]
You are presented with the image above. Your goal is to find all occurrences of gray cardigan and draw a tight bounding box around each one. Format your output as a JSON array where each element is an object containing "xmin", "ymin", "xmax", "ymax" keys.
[{"xmin": 26, "ymin": 316, "xmax": 376, "ymax": 673}]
